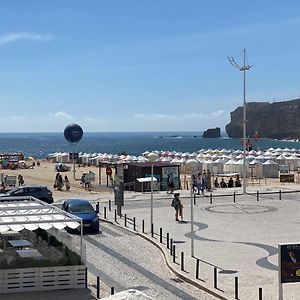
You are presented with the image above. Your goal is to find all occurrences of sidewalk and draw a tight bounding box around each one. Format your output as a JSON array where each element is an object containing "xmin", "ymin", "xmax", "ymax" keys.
[{"xmin": 99, "ymin": 183, "xmax": 300, "ymax": 300}]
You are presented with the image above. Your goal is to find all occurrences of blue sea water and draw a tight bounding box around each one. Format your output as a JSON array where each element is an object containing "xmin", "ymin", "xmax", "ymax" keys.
[{"xmin": 0, "ymin": 132, "xmax": 299, "ymax": 159}]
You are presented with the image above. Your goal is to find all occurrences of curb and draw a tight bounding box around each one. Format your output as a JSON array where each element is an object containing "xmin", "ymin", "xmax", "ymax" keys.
[{"xmin": 99, "ymin": 217, "xmax": 228, "ymax": 300}]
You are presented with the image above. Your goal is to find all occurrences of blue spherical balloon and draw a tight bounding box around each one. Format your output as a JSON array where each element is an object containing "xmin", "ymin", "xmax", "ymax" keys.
[{"xmin": 64, "ymin": 124, "xmax": 83, "ymax": 144}]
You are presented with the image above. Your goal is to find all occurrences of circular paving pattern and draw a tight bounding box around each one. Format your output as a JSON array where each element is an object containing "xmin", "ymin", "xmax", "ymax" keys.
[{"xmin": 204, "ymin": 204, "xmax": 278, "ymax": 214}]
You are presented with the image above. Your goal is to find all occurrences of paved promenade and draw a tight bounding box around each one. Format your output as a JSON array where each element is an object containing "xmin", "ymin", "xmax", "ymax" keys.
[{"xmin": 95, "ymin": 183, "xmax": 300, "ymax": 300}]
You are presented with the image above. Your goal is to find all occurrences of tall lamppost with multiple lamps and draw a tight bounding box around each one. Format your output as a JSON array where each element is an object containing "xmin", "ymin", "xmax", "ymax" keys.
[
  {"xmin": 185, "ymin": 158, "xmax": 200, "ymax": 257},
  {"xmin": 147, "ymin": 152, "xmax": 159, "ymax": 230}
]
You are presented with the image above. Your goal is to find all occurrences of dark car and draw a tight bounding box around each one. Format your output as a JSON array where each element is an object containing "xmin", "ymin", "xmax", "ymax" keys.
[
  {"xmin": 0, "ymin": 185, "xmax": 54, "ymax": 204},
  {"xmin": 62, "ymin": 199, "xmax": 99, "ymax": 233}
]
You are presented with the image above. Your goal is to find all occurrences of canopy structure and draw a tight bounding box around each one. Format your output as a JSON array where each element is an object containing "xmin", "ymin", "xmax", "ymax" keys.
[{"xmin": 0, "ymin": 196, "xmax": 84, "ymax": 257}]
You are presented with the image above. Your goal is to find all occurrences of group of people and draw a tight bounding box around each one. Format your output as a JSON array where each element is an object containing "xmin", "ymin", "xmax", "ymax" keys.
[
  {"xmin": 192, "ymin": 170, "xmax": 212, "ymax": 195},
  {"xmin": 54, "ymin": 173, "xmax": 70, "ymax": 191},
  {"xmin": 214, "ymin": 175, "xmax": 242, "ymax": 188}
]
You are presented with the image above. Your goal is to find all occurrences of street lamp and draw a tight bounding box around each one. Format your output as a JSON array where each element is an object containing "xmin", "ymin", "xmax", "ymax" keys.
[
  {"xmin": 147, "ymin": 152, "xmax": 159, "ymax": 230},
  {"xmin": 185, "ymin": 158, "xmax": 200, "ymax": 257}
]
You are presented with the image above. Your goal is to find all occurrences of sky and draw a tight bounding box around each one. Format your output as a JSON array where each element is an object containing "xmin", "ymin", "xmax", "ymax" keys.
[{"xmin": 1, "ymin": 0, "xmax": 300, "ymax": 132}]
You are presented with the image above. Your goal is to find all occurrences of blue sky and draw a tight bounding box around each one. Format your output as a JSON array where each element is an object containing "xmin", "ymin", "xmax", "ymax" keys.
[{"xmin": 1, "ymin": 0, "xmax": 300, "ymax": 132}]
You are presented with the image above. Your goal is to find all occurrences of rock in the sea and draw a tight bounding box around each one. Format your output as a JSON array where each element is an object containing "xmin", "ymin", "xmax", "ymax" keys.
[
  {"xmin": 225, "ymin": 99, "xmax": 300, "ymax": 139},
  {"xmin": 202, "ymin": 127, "xmax": 221, "ymax": 138}
]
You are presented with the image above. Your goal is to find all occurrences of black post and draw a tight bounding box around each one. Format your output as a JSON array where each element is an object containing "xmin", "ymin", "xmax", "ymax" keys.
[
  {"xmin": 96, "ymin": 276, "xmax": 100, "ymax": 299},
  {"xmin": 196, "ymin": 259, "xmax": 200, "ymax": 279},
  {"xmin": 214, "ymin": 267, "xmax": 217, "ymax": 289},
  {"xmin": 104, "ymin": 206, "xmax": 107, "ymax": 219},
  {"xmin": 109, "ymin": 199, "xmax": 111, "ymax": 211},
  {"xmin": 173, "ymin": 245, "xmax": 176, "ymax": 263},
  {"xmin": 114, "ymin": 209, "xmax": 117, "ymax": 222},
  {"xmin": 257, "ymin": 190, "xmax": 259, "ymax": 201},
  {"xmin": 142, "ymin": 219, "xmax": 145, "ymax": 233},
  {"xmin": 151, "ymin": 223, "xmax": 154, "ymax": 238},
  {"xmin": 170, "ymin": 239, "xmax": 173, "ymax": 255},
  {"xmin": 233, "ymin": 192, "xmax": 236, "ymax": 203},
  {"xmin": 106, "ymin": 175, "xmax": 109, "ymax": 187},
  {"xmin": 133, "ymin": 217, "xmax": 136, "ymax": 231},
  {"xmin": 160, "ymin": 227, "xmax": 163, "ymax": 243},
  {"xmin": 181, "ymin": 252, "xmax": 184, "ymax": 271},
  {"xmin": 193, "ymin": 193, "xmax": 196, "ymax": 205},
  {"xmin": 96, "ymin": 202, "xmax": 99, "ymax": 213},
  {"xmin": 167, "ymin": 233, "xmax": 170, "ymax": 249},
  {"xmin": 210, "ymin": 193, "xmax": 213, "ymax": 204},
  {"xmin": 124, "ymin": 214, "xmax": 127, "ymax": 227},
  {"xmin": 259, "ymin": 287, "xmax": 262, "ymax": 300},
  {"xmin": 111, "ymin": 287, "xmax": 115, "ymax": 295},
  {"xmin": 85, "ymin": 267, "xmax": 88, "ymax": 288},
  {"xmin": 235, "ymin": 276, "xmax": 238, "ymax": 299},
  {"xmin": 279, "ymin": 189, "xmax": 282, "ymax": 200}
]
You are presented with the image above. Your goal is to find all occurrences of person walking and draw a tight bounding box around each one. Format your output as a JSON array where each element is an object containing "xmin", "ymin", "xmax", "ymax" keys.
[
  {"xmin": 171, "ymin": 193, "xmax": 183, "ymax": 222},
  {"xmin": 196, "ymin": 173, "xmax": 204, "ymax": 195},
  {"xmin": 65, "ymin": 175, "xmax": 70, "ymax": 191},
  {"xmin": 17, "ymin": 174, "xmax": 24, "ymax": 186},
  {"xmin": 167, "ymin": 173, "xmax": 174, "ymax": 194},
  {"xmin": 57, "ymin": 174, "xmax": 64, "ymax": 191}
]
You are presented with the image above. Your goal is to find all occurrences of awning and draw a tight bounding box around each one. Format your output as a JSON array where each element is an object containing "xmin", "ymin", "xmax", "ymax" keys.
[{"xmin": 137, "ymin": 177, "xmax": 158, "ymax": 183}]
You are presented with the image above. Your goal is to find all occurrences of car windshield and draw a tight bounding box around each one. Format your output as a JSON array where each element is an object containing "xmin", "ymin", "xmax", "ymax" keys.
[
  {"xmin": 69, "ymin": 204, "xmax": 94, "ymax": 214},
  {"xmin": 5, "ymin": 187, "xmax": 21, "ymax": 195}
]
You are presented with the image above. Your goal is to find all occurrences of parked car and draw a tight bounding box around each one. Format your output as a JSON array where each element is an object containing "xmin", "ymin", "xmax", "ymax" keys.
[
  {"xmin": 62, "ymin": 199, "xmax": 99, "ymax": 233},
  {"xmin": 0, "ymin": 185, "xmax": 54, "ymax": 204}
]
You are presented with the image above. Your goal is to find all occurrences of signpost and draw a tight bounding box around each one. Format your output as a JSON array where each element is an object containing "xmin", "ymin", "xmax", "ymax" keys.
[
  {"xmin": 106, "ymin": 166, "xmax": 112, "ymax": 187},
  {"xmin": 64, "ymin": 124, "xmax": 83, "ymax": 179},
  {"xmin": 279, "ymin": 243, "xmax": 300, "ymax": 299},
  {"xmin": 114, "ymin": 164, "xmax": 125, "ymax": 216}
]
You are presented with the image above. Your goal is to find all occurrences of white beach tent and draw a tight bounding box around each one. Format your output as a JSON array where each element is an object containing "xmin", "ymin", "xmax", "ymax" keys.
[
  {"xmin": 213, "ymin": 158, "xmax": 226, "ymax": 174},
  {"xmin": 286, "ymin": 154, "xmax": 300, "ymax": 171},
  {"xmin": 248, "ymin": 160, "xmax": 263, "ymax": 178},
  {"xmin": 276, "ymin": 154, "xmax": 287, "ymax": 165},
  {"xmin": 223, "ymin": 159, "xmax": 237, "ymax": 174},
  {"xmin": 262, "ymin": 160, "xmax": 279, "ymax": 178},
  {"xmin": 202, "ymin": 159, "xmax": 213, "ymax": 172}
]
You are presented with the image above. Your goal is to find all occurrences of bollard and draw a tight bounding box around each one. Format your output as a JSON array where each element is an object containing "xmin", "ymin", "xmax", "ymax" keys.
[
  {"xmin": 172, "ymin": 245, "xmax": 176, "ymax": 263},
  {"xmin": 279, "ymin": 189, "xmax": 282, "ymax": 200},
  {"xmin": 104, "ymin": 206, "xmax": 107, "ymax": 219},
  {"xmin": 167, "ymin": 233, "xmax": 170, "ymax": 249},
  {"xmin": 151, "ymin": 223, "xmax": 154, "ymax": 238},
  {"xmin": 109, "ymin": 199, "xmax": 112, "ymax": 211},
  {"xmin": 96, "ymin": 202, "xmax": 99, "ymax": 213},
  {"xmin": 256, "ymin": 191, "xmax": 259, "ymax": 201},
  {"xmin": 97, "ymin": 276, "xmax": 100, "ymax": 299},
  {"xmin": 214, "ymin": 267, "xmax": 217, "ymax": 289},
  {"xmin": 114, "ymin": 209, "xmax": 117, "ymax": 222},
  {"xmin": 111, "ymin": 287, "xmax": 115, "ymax": 295},
  {"xmin": 85, "ymin": 267, "xmax": 88, "ymax": 288},
  {"xmin": 124, "ymin": 214, "xmax": 127, "ymax": 227},
  {"xmin": 181, "ymin": 252, "xmax": 184, "ymax": 271},
  {"xmin": 210, "ymin": 193, "xmax": 213, "ymax": 204},
  {"xmin": 170, "ymin": 239, "xmax": 173, "ymax": 255},
  {"xmin": 142, "ymin": 219, "xmax": 145, "ymax": 233},
  {"xmin": 235, "ymin": 276, "xmax": 238, "ymax": 299},
  {"xmin": 233, "ymin": 192, "xmax": 236, "ymax": 203},
  {"xmin": 193, "ymin": 194, "xmax": 196, "ymax": 205},
  {"xmin": 196, "ymin": 259, "xmax": 200, "ymax": 279},
  {"xmin": 259, "ymin": 287, "xmax": 262, "ymax": 300},
  {"xmin": 133, "ymin": 217, "xmax": 136, "ymax": 231},
  {"xmin": 160, "ymin": 228, "xmax": 163, "ymax": 243}
]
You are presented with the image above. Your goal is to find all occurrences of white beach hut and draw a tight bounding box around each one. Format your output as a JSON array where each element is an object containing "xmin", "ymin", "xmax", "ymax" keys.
[
  {"xmin": 262, "ymin": 160, "xmax": 279, "ymax": 178},
  {"xmin": 248, "ymin": 160, "xmax": 263, "ymax": 178}
]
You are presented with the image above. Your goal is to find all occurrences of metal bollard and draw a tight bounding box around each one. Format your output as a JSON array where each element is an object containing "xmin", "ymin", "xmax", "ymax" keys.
[
  {"xmin": 279, "ymin": 189, "xmax": 282, "ymax": 200},
  {"xmin": 196, "ymin": 259, "xmax": 200, "ymax": 279},
  {"xmin": 193, "ymin": 194, "xmax": 196, "ymax": 205},
  {"xmin": 142, "ymin": 220, "xmax": 145, "ymax": 233},
  {"xmin": 235, "ymin": 276, "xmax": 238, "ymax": 299},
  {"xmin": 133, "ymin": 217, "xmax": 136, "ymax": 231},
  {"xmin": 85, "ymin": 267, "xmax": 88, "ymax": 288},
  {"xmin": 172, "ymin": 245, "xmax": 176, "ymax": 263},
  {"xmin": 104, "ymin": 206, "xmax": 107, "ymax": 219},
  {"xmin": 111, "ymin": 287, "xmax": 115, "ymax": 295},
  {"xmin": 96, "ymin": 202, "xmax": 99, "ymax": 213},
  {"xmin": 159, "ymin": 227, "xmax": 163, "ymax": 243},
  {"xmin": 170, "ymin": 239, "xmax": 173, "ymax": 255},
  {"xmin": 151, "ymin": 223, "xmax": 154, "ymax": 238},
  {"xmin": 210, "ymin": 193, "xmax": 213, "ymax": 204},
  {"xmin": 233, "ymin": 192, "xmax": 236, "ymax": 203},
  {"xmin": 97, "ymin": 276, "xmax": 100, "ymax": 299},
  {"xmin": 124, "ymin": 214, "xmax": 127, "ymax": 227},
  {"xmin": 167, "ymin": 233, "xmax": 170, "ymax": 249},
  {"xmin": 114, "ymin": 209, "xmax": 117, "ymax": 222},
  {"xmin": 257, "ymin": 191, "xmax": 259, "ymax": 201},
  {"xmin": 109, "ymin": 199, "xmax": 112, "ymax": 211},
  {"xmin": 181, "ymin": 252, "xmax": 184, "ymax": 271},
  {"xmin": 214, "ymin": 267, "xmax": 217, "ymax": 289},
  {"xmin": 259, "ymin": 287, "xmax": 262, "ymax": 300}
]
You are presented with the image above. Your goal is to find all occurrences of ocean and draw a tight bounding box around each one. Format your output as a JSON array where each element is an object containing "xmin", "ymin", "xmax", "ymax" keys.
[{"xmin": 0, "ymin": 132, "xmax": 299, "ymax": 159}]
